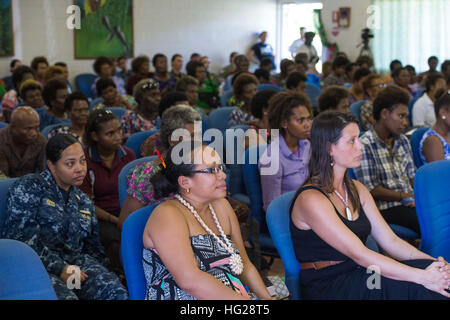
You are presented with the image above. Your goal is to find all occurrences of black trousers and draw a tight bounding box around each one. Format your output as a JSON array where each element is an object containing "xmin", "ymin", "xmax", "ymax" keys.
[{"xmin": 380, "ymin": 205, "xmax": 421, "ymax": 235}]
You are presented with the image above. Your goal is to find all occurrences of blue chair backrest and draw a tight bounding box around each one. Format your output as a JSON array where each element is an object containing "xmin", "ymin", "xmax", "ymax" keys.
[
  {"xmin": 414, "ymin": 160, "xmax": 450, "ymax": 260},
  {"xmin": 125, "ymin": 130, "xmax": 159, "ymax": 159},
  {"xmin": 220, "ymin": 90, "xmax": 234, "ymax": 107},
  {"xmin": 121, "ymin": 204, "xmax": 158, "ymax": 300},
  {"xmin": 0, "ymin": 178, "xmax": 19, "ymax": 235},
  {"xmin": 224, "ymin": 125, "xmax": 250, "ymax": 197},
  {"xmin": 410, "ymin": 127, "xmax": 430, "ymax": 169},
  {"xmin": 0, "ymin": 239, "xmax": 57, "ymax": 300},
  {"xmin": 109, "ymin": 107, "xmax": 127, "ymax": 120},
  {"xmin": 0, "ymin": 122, "xmax": 8, "ymax": 129},
  {"xmin": 207, "ymin": 106, "xmax": 238, "ymax": 134},
  {"xmin": 266, "ymin": 191, "xmax": 301, "ymax": 300},
  {"xmin": 349, "ymin": 100, "xmax": 367, "ymax": 132},
  {"xmin": 242, "ymin": 144, "xmax": 268, "ymax": 224},
  {"xmin": 257, "ymin": 83, "xmax": 282, "ymax": 92},
  {"xmin": 75, "ymin": 73, "xmax": 97, "ymax": 99},
  {"xmin": 90, "ymin": 97, "xmax": 104, "ymax": 110},
  {"xmin": 305, "ymin": 83, "xmax": 321, "ymax": 110},
  {"xmin": 118, "ymin": 156, "xmax": 158, "ymax": 208}
]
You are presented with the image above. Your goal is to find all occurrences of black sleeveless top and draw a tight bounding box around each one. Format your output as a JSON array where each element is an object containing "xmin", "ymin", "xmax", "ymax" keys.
[{"xmin": 289, "ymin": 185, "xmax": 371, "ymax": 263}]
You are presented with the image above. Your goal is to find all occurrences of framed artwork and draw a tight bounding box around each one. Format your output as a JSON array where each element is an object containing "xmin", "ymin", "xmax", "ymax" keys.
[
  {"xmin": 0, "ymin": 0, "xmax": 14, "ymax": 57},
  {"xmin": 338, "ymin": 7, "xmax": 351, "ymax": 28},
  {"xmin": 74, "ymin": 0, "xmax": 134, "ymax": 59}
]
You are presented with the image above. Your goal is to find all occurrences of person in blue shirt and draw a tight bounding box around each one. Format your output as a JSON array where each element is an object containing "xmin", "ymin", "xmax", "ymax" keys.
[
  {"xmin": 1, "ymin": 134, "xmax": 128, "ymax": 300},
  {"xmin": 247, "ymin": 31, "xmax": 276, "ymax": 71}
]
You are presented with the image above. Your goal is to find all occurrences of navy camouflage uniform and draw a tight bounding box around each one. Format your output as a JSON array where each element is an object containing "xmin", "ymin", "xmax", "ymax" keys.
[{"xmin": 1, "ymin": 170, "xmax": 128, "ymax": 300}]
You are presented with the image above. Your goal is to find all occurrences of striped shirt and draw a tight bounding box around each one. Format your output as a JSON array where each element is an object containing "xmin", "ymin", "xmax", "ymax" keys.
[{"xmin": 354, "ymin": 127, "xmax": 416, "ymax": 211}]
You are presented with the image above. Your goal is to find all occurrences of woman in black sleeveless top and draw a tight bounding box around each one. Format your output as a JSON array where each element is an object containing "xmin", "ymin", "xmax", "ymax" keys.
[{"xmin": 289, "ymin": 111, "xmax": 450, "ymax": 300}]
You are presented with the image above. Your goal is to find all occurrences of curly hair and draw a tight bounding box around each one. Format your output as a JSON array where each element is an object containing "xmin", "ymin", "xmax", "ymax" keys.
[
  {"xmin": 232, "ymin": 73, "xmax": 259, "ymax": 100},
  {"xmin": 318, "ymin": 85, "xmax": 349, "ymax": 112},
  {"xmin": 93, "ymin": 56, "xmax": 113, "ymax": 75}
]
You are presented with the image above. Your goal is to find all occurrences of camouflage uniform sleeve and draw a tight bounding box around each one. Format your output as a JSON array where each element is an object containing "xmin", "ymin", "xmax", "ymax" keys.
[
  {"xmin": 2, "ymin": 179, "xmax": 68, "ymax": 276},
  {"xmin": 81, "ymin": 195, "xmax": 109, "ymax": 267}
]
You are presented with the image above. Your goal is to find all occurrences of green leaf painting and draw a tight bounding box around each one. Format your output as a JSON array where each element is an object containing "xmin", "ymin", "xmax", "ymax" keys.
[
  {"xmin": 0, "ymin": 0, "xmax": 14, "ymax": 56},
  {"xmin": 74, "ymin": 0, "xmax": 134, "ymax": 59}
]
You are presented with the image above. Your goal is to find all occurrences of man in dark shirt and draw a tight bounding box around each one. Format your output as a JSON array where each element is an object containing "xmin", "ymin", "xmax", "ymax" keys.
[
  {"xmin": 0, "ymin": 106, "xmax": 46, "ymax": 178},
  {"xmin": 247, "ymin": 31, "xmax": 276, "ymax": 70}
]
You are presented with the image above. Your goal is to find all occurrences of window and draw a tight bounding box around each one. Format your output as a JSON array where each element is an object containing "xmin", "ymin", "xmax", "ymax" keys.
[{"xmin": 371, "ymin": 0, "xmax": 450, "ymax": 72}]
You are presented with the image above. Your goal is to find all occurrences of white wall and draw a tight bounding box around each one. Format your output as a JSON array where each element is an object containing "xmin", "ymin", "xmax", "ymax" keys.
[
  {"xmin": 321, "ymin": 0, "xmax": 372, "ymax": 62},
  {"xmin": 0, "ymin": 0, "xmax": 277, "ymax": 82}
]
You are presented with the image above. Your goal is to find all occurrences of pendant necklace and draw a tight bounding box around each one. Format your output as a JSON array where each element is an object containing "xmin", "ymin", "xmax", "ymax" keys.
[
  {"xmin": 334, "ymin": 186, "xmax": 353, "ymax": 221},
  {"xmin": 175, "ymin": 194, "xmax": 244, "ymax": 275}
]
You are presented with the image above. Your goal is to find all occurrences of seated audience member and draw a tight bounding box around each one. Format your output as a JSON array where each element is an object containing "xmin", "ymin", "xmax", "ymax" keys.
[
  {"xmin": 200, "ymin": 56, "xmax": 220, "ymax": 88},
  {"xmin": 39, "ymin": 79, "xmax": 69, "ymax": 131},
  {"xmin": 420, "ymin": 89, "xmax": 450, "ymax": 163},
  {"xmin": 405, "ymin": 65, "xmax": 422, "ymax": 96},
  {"xmin": 175, "ymin": 75, "xmax": 205, "ymax": 116},
  {"xmin": 392, "ymin": 67, "xmax": 413, "ymax": 97},
  {"xmin": 320, "ymin": 61, "xmax": 332, "ymax": 81},
  {"xmin": 31, "ymin": 56, "xmax": 49, "ymax": 87},
  {"xmin": 190, "ymin": 52, "xmax": 201, "ymax": 62},
  {"xmin": 419, "ymin": 56, "xmax": 440, "ymax": 84},
  {"xmin": 115, "ymin": 56, "xmax": 131, "ymax": 85},
  {"xmin": 126, "ymin": 55, "xmax": 154, "ymax": 95},
  {"xmin": 259, "ymin": 91, "xmax": 313, "ymax": 211},
  {"xmin": 227, "ymin": 73, "xmax": 259, "ymax": 127},
  {"xmin": 44, "ymin": 66, "xmax": 66, "ymax": 84},
  {"xmin": 384, "ymin": 59, "xmax": 403, "ymax": 84},
  {"xmin": 272, "ymin": 59, "xmax": 296, "ymax": 90},
  {"xmin": 1, "ymin": 65, "xmax": 35, "ymax": 122},
  {"xmin": 441, "ymin": 60, "xmax": 450, "ymax": 81},
  {"xmin": 322, "ymin": 56, "xmax": 350, "ymax": 88},
  {"xmin": 120, "ymin": 79, "xmax": 161, "ymax": 140},
  {"xmin": 219, "ymin": 51, "xmax": 238, "ymax": 81},
  {"xmin": 259, "ymin": 57, "xmax": 275, "ymax": 74},
  {"xmin": 344, "ymin": 62, "xmax": 360, "ymax": 85},
  {"xmin": 286, "ymin": 72, "xmax": 307, "ymax": 95},
  {"xmin": 158, "ymin": 92, "xmax": 189, "ymax": 118},
  {"xmin": 243, "ymin": 89, "xmax": 278, "ymax": 150},
  {"xmin": 91, "ymin": 56, "xmax": 126, "ymax": 98},
  {"xmin": 152, "ymin": 53, "xmax": 177, "ymax": 95},
  {"xmin": 290, "ymin": 111, "xmax": 450, "ymax": 300},
  {"xmin": 223, "ymin": 55, "xmax": 250, "ymax": 92},
  {"xmin": 360, "ymin": 74, "xmax": 386, "ymax": 131},
  {"xmin": 412, "ymin": 73, "xmax": 447, "ymax": 127},
  {"xmin": 80, "ymin": 109, "xmax": 136, "ymax": 273},
  {"xmin": 119, "ymin": 105, "xmax": 201, "ymax": 227},
  {"xmin": 142, "ymin": 140, "xmax": 273, "ymax": 300},
  {"xmin": 47, "ymin": 92, "xmax": 90, "ymax": 144},
  {"xmin": 3, "ymin": 59, "xmax": 22, "ymax": 91},
  {"xmin": 355, "ymin": 55, "xmax": 374, "ymax": 70},
  {"xmin": 0, "ymin": 107, "xmax": 46, "ymax": 178},
  {"xmin": 318, "ymin": 85, "xmax": 351, "ymax": 113},
  {"xmin": 294, "ymin": 53, "xmax": 309, "ymax": 74},
  {"xmin": 348, "ymin": 68, "xmax": 371, "ymax": 105},
  {"xmin": 1, "ymin": 134, "xmax": 128, "ymax": 300},
  {"xmin": 94, "ymin": 78, "xmax": 135, "ymax": 110},
  {"xmin": 19, "ymin": 79, "xmax": 45, "ymax": 109},
  {"xmin": 55, "ymin": 62, "xmax": 73, "ymax": 93},
  {"xmin": 186, "ymin": 60, "xmax": 220, "ymax": 113},
  {"xmin": 354, "ymin": 85, "xmax": 420, "ymax": 235},
  {"xmin": 254, "ymin": 69, "xmax": 271, "ymax": 85},
  {"xmin": 169, "ymin": 54, "xmax": 185, "ymax": 80}
]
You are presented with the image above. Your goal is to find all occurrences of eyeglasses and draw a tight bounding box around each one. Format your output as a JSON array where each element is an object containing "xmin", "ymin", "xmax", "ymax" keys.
[{"xmin": 190, "ymin": 164, "xmax": 228, "ymax": 175}]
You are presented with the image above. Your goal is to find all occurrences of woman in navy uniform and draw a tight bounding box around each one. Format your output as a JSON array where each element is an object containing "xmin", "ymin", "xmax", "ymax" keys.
[{"xmin": 1, "ymin": 134, "xmax": 128, "ymax": 300}]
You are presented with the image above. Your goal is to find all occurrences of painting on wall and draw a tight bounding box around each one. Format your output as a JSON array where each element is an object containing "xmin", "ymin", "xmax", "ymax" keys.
[
  {"xmin": 0, "ymin": 0, "xmax": 14, "ymax": 57},
  {"xmin": 74, "ymin": 0, "xmax": 134, "ymax": 59}
]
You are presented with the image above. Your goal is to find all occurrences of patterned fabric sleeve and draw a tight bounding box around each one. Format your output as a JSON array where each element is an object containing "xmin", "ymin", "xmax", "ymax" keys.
[
  {"xmin": 360, "ymin": 102, "xmax": 373, "ymax": 131},
  {"xmin": 126, "ymin": 161, "xmax": 161, "ymax": 205}
]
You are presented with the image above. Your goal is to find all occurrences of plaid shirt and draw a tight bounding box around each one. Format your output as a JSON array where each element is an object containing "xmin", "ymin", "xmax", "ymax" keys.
[{"xmin": 354, "ymin": 127, "xmax": 416, "ymax": 211}]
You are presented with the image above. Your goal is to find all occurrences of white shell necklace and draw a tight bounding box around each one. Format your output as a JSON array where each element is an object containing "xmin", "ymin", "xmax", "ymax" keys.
[
  {"xmin": 334, "ymin": 186, "xmax": 353, "ymax": 221},
  {"xmin": 175, "ymin": 194, "xmax": 244, "ymax": 275}
]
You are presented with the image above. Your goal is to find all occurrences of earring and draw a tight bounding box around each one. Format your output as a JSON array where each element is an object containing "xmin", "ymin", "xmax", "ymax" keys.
[
  {"xmin": 185, "ymin": 188, "xmax": 190, "ymax": 194},
  {"xmin": 443, "ymin": 116, "xmax": 447, "ymax": 120},
  {"xmin": 330, "ymin": 158, "xmax": 334, "ymax": 167}
]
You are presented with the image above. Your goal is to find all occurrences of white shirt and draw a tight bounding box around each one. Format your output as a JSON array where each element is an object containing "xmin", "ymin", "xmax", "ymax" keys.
[
  {"xmin": 289, "ymin": 38, "xmax": 304, "ymax": 57},
  {"xmin": 296, "ymin": 44, "xmax": 318, "ymax": 64},
  {"xmin": 412, "ymin": 93, "xmax": 436, "ymax": 127}
]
